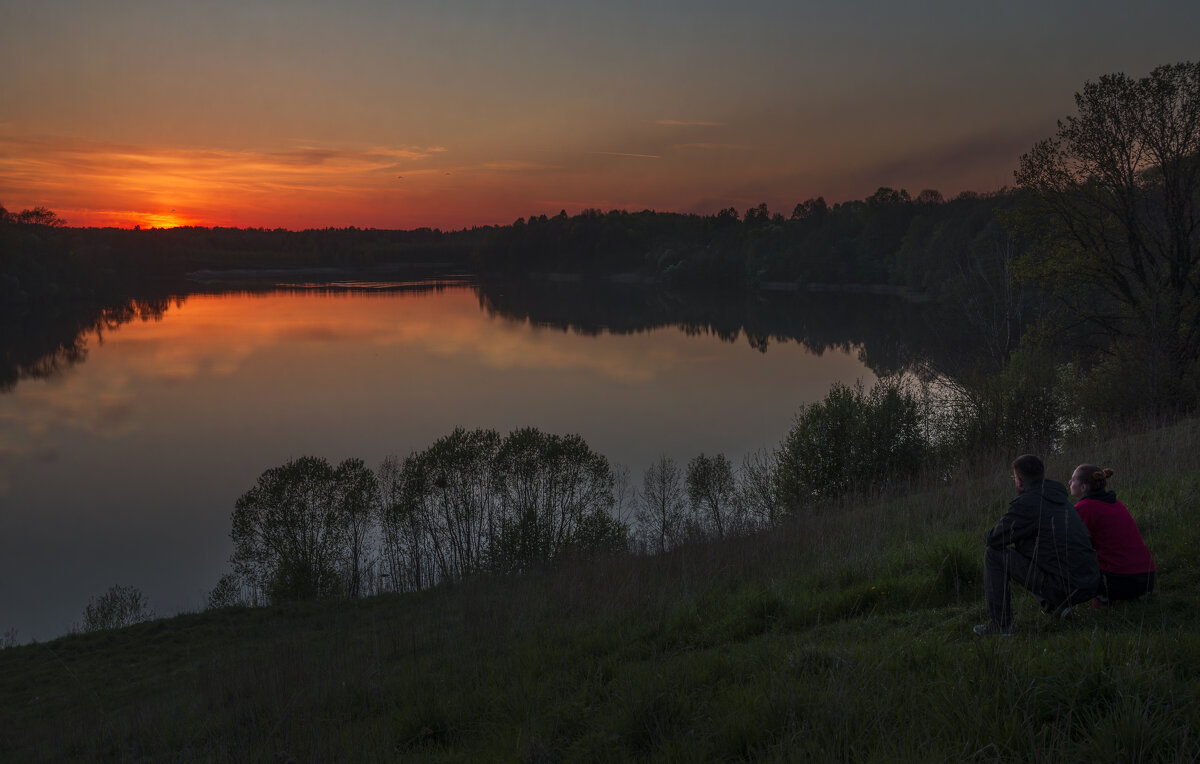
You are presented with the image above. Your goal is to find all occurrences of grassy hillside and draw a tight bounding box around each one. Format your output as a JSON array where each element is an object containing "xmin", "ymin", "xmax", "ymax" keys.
[{"xmin": 3, "ymin": 420, "xmax": 1199, "ymax": 761}]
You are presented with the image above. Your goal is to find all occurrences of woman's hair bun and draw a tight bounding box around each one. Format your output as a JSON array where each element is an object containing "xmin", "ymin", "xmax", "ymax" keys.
[{"xmin": 1102, "ymin": 468, "xmax": 1114, "ymax": 479}]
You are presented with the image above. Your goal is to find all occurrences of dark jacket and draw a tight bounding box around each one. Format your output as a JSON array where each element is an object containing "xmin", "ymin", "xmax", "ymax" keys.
[{"xmin": 987, "ymin": 478, "xmax": 1100, "ymax": 598}]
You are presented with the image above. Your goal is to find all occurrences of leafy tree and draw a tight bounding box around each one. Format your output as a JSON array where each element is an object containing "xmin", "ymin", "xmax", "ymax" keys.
[
  {"xmin": 378, "ymin": 427, "xmax": 626, "ymax": 584},
  {"xmin": 406, "ymin": 427, "xmax": 501, "ymax": 582},
  {"xmin": 377, "ymin": 453, "xmax": 433, "ymax": 592},
  {"xmin": 230, "ymin": 456, "xmax": 354, "ymax": 602},
  {"xmin": 774, "ymin": 378, "xmax": 928, "ymax": 510},
  {"xmin": 12, "ymin": 206, "xmax": 66, "ymax": 227},
  {"xmin": 685, "ymin": 452, "xmax": 741, "ymax": 539},
  {"xmin": 490, "ymin": 427, "xmax": 617, "ymax": 572},
  {"xmin": 81, "ymin": 585, "xmax": 154, "ymax": 631},
  {"xmin": 335, "ymin": 457, "xmax": 380, "ymax": 597},
  {"xmin": 1014, "ymin": 61, "xmax": 1200, "ymax": 411}
]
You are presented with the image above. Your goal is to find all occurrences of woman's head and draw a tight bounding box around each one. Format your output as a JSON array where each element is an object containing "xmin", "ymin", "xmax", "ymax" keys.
[{"xmin": 1069, "ymin": 463, "xmax": 1113, "ymax": 498}]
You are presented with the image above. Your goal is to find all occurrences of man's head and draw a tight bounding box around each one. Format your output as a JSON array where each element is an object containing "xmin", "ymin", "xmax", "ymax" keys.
[{"xmin": 1010, "ymin": 454, "xmax": 1044, "ymax": 494}]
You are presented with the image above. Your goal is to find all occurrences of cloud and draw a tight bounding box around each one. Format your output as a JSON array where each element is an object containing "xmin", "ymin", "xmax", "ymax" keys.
[
  {"xmin": 0, "ymin": 132, "xmax": 451, "ymax": 224},
  {"xmin": 591, "ymin": 151, "xmax": 661, "ymax": 160},
  {"xmin": 675, "ymin": 143, "xmax": 750, "ymax": 151}
]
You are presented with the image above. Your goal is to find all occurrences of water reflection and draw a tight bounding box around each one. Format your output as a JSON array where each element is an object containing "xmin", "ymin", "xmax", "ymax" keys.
[
  {"xmin": 0, "ymin": 280, "xmax": 976, "ymax": 643},
  {"xmin": 2, "ymin": 279, "xmax": 974, "ymax": 395},
  {"xmin": 475, "ymin": 279, "xmax": 976, "ymax": 377},
  {"xmin": 0, "ymin": 296, "xmax": 175, "ymax": 392}
]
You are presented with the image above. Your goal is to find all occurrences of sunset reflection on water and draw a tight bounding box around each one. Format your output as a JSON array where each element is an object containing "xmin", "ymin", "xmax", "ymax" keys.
[{"xmin": 0, "ymin": 286, "xmax": 874, "ymax": 642}]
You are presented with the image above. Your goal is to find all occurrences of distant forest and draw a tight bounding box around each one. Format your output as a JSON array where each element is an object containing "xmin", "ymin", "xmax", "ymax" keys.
[{"xmin": 0, "ymin": 186, "xmax": 1027, "ymax": 307}]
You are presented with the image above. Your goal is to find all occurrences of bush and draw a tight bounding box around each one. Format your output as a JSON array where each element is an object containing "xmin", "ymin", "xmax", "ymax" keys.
[
  {"xmin": 81, "ymin": 584, "xmax": 154, "ymax": 632},
  {"xmin": 774, "ymin": 377, "xmax": 928, "ymax": 510},
  {"xmin": 944, "ymin": 336, "xmax": 1079, "ymax": 454}
]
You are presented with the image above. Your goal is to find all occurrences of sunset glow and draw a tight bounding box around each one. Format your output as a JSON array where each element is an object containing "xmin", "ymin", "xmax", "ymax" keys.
[{"xmin": 2, "ymin": 2, "xmax": 1198, "ymax": 230}]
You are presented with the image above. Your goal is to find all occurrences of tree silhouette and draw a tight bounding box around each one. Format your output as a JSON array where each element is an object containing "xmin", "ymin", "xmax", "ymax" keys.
[{"xmin": 1015, "ymin": 61, "xmax": 1200, "ymax": 410}]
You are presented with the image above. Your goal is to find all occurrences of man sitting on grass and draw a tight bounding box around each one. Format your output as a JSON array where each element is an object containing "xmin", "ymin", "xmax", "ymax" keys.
[{"xmin": 975, "ymin": 454, "xmax": 1099, "ymax": 636}]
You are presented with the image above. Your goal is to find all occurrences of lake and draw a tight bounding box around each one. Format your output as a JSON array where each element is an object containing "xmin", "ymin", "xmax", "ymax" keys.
[{"xmin": 0, "ymin": 279, "xmax": 955, "ymax": 642}]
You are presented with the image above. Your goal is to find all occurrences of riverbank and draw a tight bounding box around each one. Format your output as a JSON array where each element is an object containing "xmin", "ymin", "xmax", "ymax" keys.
[{"xmin": 3, "ymin": 417, "xmax": 1197, "ymax": 760}]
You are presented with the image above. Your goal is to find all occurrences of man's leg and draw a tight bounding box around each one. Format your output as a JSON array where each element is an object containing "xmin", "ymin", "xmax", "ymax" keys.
[{"xmin": 984, "ymin": 546, "xmax": 1038, "ymax": 629}]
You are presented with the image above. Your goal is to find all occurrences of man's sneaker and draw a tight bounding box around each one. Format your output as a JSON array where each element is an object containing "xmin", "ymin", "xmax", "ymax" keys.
[{"xmin": 973, "ymin": 622, "xmax": 1016, "ymax": 636}]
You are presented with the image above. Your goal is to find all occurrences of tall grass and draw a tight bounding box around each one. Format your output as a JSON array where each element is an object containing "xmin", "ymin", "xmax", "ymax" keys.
[{"xmin": 3, "ymin": 420, "xmax": 1199, "ymax": 761}]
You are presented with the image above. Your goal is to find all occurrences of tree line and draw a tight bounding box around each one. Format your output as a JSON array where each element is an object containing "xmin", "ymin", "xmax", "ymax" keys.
[{"xmin": 209, "ymin": 373, "xmax": 989, "ymax": 610}]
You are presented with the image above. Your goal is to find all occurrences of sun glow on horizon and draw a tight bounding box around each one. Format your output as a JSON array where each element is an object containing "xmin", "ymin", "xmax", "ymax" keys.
[{"xmin": 64, "ymin": 208, "xmax": 206, "ymax": 229}]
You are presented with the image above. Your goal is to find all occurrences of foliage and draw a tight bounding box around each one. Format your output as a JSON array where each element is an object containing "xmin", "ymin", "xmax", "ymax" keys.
[
  {"xmin": 774, "ymin": 377, "xmax": 928, "ymax": 510},
  {"xmin": 940, "ymin": 333, "xmax": 1082, "ymax": 455},
  {"xmin": 205, "ymin": 573, "xmax": 253, "ymax": 610},
  {"xmin": 230, "ymin": 456, "xmax": 372, "ymax": 603},
  {"xmin": 685, "ymin": 452, "xmax": 742, "ymax": 539},
  {"xmin": 1013, "ymin": 61, "xmax": 1200, "ymax": 413},
  {"xmin": 80, "ymin": 584, "xmax": 154, "ymax": 632},
  {"xmin": 490, "ymin": 428, "xmax": 618, "ymax": 573},
  {"xmin": 376, "ymin": 427, "xmax": 626, "ymax": 589}
]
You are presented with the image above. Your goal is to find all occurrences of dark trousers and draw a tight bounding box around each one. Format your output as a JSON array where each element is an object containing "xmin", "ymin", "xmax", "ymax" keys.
[
  {"xmin": 984, "ymin": 546, "xmax": 1078, "ymax": 627},
  {"xmin": 1100, "ymin": 570, "xmax": 1155, "ymax": 601}
]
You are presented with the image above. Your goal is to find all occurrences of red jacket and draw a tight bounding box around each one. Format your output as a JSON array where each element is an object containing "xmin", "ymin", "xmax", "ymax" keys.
[{"xmin": 1074, "ymin": 491, "xmax": 1155, "ymax": 575}]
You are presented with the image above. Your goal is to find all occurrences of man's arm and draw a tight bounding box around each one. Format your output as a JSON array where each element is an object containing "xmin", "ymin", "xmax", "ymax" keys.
[{"xmin": 985, "ymin": 504, "xmax": 1036, "ymax": 549}]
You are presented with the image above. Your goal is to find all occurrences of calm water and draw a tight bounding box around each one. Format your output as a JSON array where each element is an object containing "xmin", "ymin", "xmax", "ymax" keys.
[{"xmin": 0, "ymin": 283, "xmax": 893, "ymax": 642}]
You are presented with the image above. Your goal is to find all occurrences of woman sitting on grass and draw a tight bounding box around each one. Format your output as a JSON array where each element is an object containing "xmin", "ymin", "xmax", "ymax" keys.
[{"xmin": 1069, "ymin": 465, "xmax": 1156, "ymax": 604}]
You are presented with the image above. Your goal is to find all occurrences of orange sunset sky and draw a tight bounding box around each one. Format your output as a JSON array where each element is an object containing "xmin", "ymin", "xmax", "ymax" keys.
[{"xmin": 2, "ymin": 1, "xmax": 1198, "ymax": 231}]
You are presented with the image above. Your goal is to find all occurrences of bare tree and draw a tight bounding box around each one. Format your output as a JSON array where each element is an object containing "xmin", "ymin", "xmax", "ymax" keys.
[
  {"xmin": 737, "ymin": 448, "xmax": 782, "ymax": 529},
  {"xmin": 636, "ymin": 454, "xmax": 686, "ymax": 554}
]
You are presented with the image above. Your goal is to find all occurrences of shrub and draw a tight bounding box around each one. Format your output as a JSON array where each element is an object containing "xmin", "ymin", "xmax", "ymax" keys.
[
  {"xmin": 774, "ymin": 377, "xmax": 928, "ymax": 510},
  {"xmin": 81, "ymin": 584, "xmax": 154, "ymax": 632}
]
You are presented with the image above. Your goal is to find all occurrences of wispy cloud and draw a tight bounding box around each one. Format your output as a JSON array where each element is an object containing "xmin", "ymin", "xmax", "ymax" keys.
[
  {"xmin": 592, "ymin": 151, "xmax": 661, "ymax": 160},
  {"xmin": 0, "ymin": 132, "xmax": 455, "ymax": 226},
  {"xmin": 675, "ymin": 143, "xmax": 750, "ymax": 151}
]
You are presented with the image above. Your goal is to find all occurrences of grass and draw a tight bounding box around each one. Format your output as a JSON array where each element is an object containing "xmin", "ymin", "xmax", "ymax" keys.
[{"xmin": 3, "ymin": 420, "xmax": 1200, "ymax": 761}]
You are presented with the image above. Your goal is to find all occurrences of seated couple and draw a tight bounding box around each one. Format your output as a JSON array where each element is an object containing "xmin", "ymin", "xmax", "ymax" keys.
[{"xmin": 974, "ymin": 454, "xmax": 1156, "ymax": 636}]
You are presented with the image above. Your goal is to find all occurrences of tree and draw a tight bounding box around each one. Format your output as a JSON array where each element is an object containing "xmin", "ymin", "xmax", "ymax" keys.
[
  {"xmin": 490, "ymin": 427, "xmax": 617, "ymax": 573},
  {"xmin": 1014, "ymin": 62, "xmax": 1200, "ymax": 411},
  {"xmin": 738, "ymin": 448, "xmax": 782, "ymax": 529},
  {"xmin": 377, "ymin": 427, "xmax": 626, "ymax": 584},
  {"xmin": 335, "ymin": 457, "xmax": 380, "ymax": 597},
  {"xmin": 12, "ymin": 206, "xmax": 66, "ymax": 227},
  {"xmin": 385, "ymin": 428, "xmax": 501, "ymax": 584},
  {"xmin": 81, "ymin": 585, "xmax": 154, "ymax": 631},
  {"xmin": 377, "ymin": 453, "xmax": 433, "ymax": 592},
  {"xmin": 636, "ymin": 454, "xmax": 686, "ymax": 553},
  {"xmin": 685, "ymin": 452, "xmax": 741, "ymax": 540},
  {"xmin": 230, "ymin": 456, "xmax": 354, "ymax": 602},
  {"xmin": 206, "ymin": 573, "xmax": 252, "ymax": 610},
  {"xmin": 774, "ymin": 378, "xmax": 928, "ymax": 510}
]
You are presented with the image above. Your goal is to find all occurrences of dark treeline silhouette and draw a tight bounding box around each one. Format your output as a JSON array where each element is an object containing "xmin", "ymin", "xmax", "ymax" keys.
[
  {"xmin": 2, "ymin": 187, "xmax": 1028, "ymax": 296},
  {"xmin": 467, "ymin": 189, "xmax": 1027, "ymax": 302}
]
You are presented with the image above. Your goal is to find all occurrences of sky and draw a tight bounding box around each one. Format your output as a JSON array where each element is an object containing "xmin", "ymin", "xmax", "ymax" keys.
[{"xmin": 2, "ymin": 1, "xmax": 1198, "ymax": 231}]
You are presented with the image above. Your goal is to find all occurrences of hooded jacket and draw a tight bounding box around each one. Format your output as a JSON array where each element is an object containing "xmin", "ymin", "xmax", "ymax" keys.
[
  {"xmin": 986, "ymin": 478, "xmax": 1100, "ymax": 597},
  {"xmin": 1073, "ymin": 490, "xmax": 1155, "ymax": 575}
]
